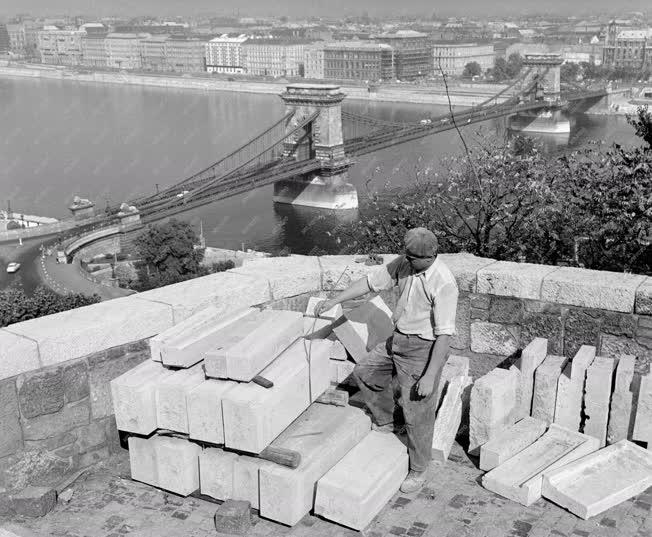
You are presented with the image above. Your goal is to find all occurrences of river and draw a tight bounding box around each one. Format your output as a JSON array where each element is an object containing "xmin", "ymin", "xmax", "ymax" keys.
[{"xmin": 0, "ymin": 76, "xmax": 642, "ymax": 255}]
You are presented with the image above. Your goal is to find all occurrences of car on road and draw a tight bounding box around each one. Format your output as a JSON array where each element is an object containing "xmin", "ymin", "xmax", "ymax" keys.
[{"xmin": 6, "ymin": 262, "xmax": 21, "ymax": 273}]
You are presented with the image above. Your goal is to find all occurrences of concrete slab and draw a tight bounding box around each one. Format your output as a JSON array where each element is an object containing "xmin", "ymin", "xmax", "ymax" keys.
[
  {"xmin": 554, "ymin": 346, "xmax": 596, "ymax": 432},
  {"xmin": 110, "ymin": 360, "xmax": 175, "ymax": 435},
  {"xmin": 532, "ymin": 355, "xmax": 568, "ymax": 426},
  {"xmin": 128, "ymin": 435, "xmax": 158, "ymax": 488},
  {"xmin": 155, "ymin": 363, "xmax": 205, "ymax": 434},
  {"xmin": 204, "ymin": 309, "xmax": 303, "ymax": 381},
  {"xmin": 155, "ymin": 435, "xmax": 201, "ymax": 496},
  {"xmin": 187, "ymin": 379, "xmax": 237, "ymax": 445},
  {"xmin": 607, "ymin": 355, "xmax": 638, "ymax": 445},
  {"xmin": 509, "ymin": 338, "xmax": 548, "ymax": 420},
  {"xmin": 198, "ymin": 447, "xmax": 238, "ymax": 501},
  {"xmin": 482, "ymin": 423, "xmax": 599, "ymax": 506},
  {"xmin": 469, "ymin": 368, "xmax": 519, "ymax": 455},
  {"xmin": 432, "ymin": 376, "xmax": 472, "ymax": 463},
  {"xmin": 222, "ymin": 340, "xmax": 311, "ymax": 454},
  {"xmin": 479, "ymin": 417, "xmax": 547, "ymax": 471},
  {"xmin": 633, "ymin": 373, "xmax": 652, "ymax": 449},
  {"xmin": 583, "ymin": 356, "xmax": 616, "ymax": 447},
  {"xmin": 305, "ymin": 297, "xmax": 343, "ymax": 320},
  {"xmin": 314, "ymin": 431, "xmax": 408, "ymax": 530},
  {"xmin": 259, "ymin": 403, "xmax": 371, "ymax": 526},
  {"xmin": 332, "ymin": 295, "xmax": 394, "ymax": 363},
  {"xmin": 542, "ymin": 440, "xmax": 652, "ymax": 519}
]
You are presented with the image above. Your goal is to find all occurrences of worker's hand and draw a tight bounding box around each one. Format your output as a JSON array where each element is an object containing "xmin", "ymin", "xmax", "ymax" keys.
[
  {"xmin": 415, "ymin": 374, "xmax": 436, "ymax": 399},
  {"xmin": 314, "ymin": 299, "xmax": 338, "ymax": 317}
]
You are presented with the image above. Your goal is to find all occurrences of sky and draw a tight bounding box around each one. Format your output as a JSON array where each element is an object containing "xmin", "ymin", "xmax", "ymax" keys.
[{"xmin": 0, "ymin": 0, "xmax": 650, "ymax": 19}]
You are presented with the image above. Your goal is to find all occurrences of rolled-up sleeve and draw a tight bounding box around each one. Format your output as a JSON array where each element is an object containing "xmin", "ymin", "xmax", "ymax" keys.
[
  {"xmin": 367, "ymin": 257, "xmax": 401, "ymax": 292},
  {"xmin": 433, "ymin": 281, "xmax": 458, "ymax": 336}
]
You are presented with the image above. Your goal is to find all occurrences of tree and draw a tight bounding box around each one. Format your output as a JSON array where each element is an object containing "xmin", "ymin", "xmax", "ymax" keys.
[
  {"xmin": 492, "ymin": 58, "xmax": 509, "ymax": 81},
  {"xmin": 561, "ymin": 62, "xmax": 580, "ymax": 83},
  {"xmin": 506, "ymin": 53, "xmax": 523, "ymax": 78},
  {"xmin": 463, "ymin": 61, "xmax": 482, "ymax": 78},
  {"xmin": 627, "ymin": 105, "xmax": 652, "ymax": 149}
]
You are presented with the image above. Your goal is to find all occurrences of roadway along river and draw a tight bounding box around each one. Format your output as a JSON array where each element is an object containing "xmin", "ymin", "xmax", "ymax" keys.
[{"xmin": 0, "ymin": 76, "xmax": 641, "ymax": 255}]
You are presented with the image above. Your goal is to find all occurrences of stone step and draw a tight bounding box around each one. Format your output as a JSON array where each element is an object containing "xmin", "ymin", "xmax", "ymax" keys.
[
  {"xmin": 542, "ymin": 440, "xmax": 652, "ymax": 519},
  {"xmin": 222, "ymin": 340, "xmax": 312, "ymax": 454},
  {"xmin": 305, "ymin": 297, "xmax": 343, "ymax": 320},
  {"xmin": 482, "ymin": 423, "xmax": 599, "ymax": 506},
  {"xmin": 314, "ymin": 431, "xmax": 408, "ymax": 530},
  {"xmin": 155, "ymin": 435, "xmax": 201, "ymax": 496},
  {"xmin": 432, "ymin": 376, "xmax": 473, "ymax": 463},
  {"xmin": 204, "ymin": 309, "xmax": 303, "ymax": 382},
  {"xmin": 583, "ymin": 356, "xmax": 616, "ymax": 447},
  {"xmin": 259, "ymin": 403, "xmax": 371, "ymax": 526},
  {"xmin": 332, "ymin": 295, "xmax": 394, "ymax": 363},
  {"xmin": 187, "ymin": 379, "xmax": 237, "ymax": 445},
  {"xmin": 156, "ymin": 363, "xmax": 205, "ymax": 434},
  {"xmin": 479, "ymin": 417, "xmax": 547, "ymax": 471},
  {"xmin": 532, "ymin": 354, "xmax": 568, "ymax": 426},
  {"xmin": 554, "ymin": 346, "xmax": 596, "ymax": 432},
  {"xmin": 632, "ymin": 373, "xmax": 652, "ymax": 449},
  {"xmin": 509, "ymin": 338, "xmax": 548, "ymax": 421},
  {"xmin": 111, "ymin": 360, "xmax": 175, "ymax": 435},
  {"xmin": 607, "ymin": 355, "xmax": 638, "ymax": 445}
]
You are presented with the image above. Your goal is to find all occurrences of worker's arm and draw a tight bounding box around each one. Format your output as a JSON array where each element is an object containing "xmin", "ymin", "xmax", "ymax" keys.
[
  {"xmin": 415, "ymin": 335, "xmax": 450, "ymax": 398},
  {"xmin": 314, "ymin": 277, "xmax": 372, "ymax": 316}
]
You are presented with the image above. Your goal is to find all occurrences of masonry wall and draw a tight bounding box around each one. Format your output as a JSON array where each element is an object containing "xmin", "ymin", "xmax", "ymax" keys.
[{"xmin": 0, "ymin": 253, "xmax": 650, "ymax": 492}]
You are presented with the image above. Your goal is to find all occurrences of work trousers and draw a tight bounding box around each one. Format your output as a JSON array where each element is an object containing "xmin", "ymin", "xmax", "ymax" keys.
[{"xmin": 352, "ymin": 331, "xmax": 444, "ymax": 473}]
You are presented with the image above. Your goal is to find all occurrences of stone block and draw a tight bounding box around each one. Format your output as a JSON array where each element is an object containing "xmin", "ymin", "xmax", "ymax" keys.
[
  {"xmin": 136, "ymin": 271, "xmax": 270, "ymax": 323},
  {"xmin": 233, "ymin": 455, "xmax": 275, "ymax": 510},
  {"xmin": 633, "ymin": 373, "xmax": 652, "ymax": 449},
  {"xmin": 0, "ymin": 449, "xmax": 69, "ymax": 492},
  {"xmin": 222, "ymin": 340, "xmax": 311, "ymax": 453},
  {"xmin": 554, "ymin": 346, "xmax": 596, "ymax": 432},
  {"xmin": 0, "ymin": 525, "xmax": 41, "ymax": 537},
  {"xmin": 9, "ymin": 486, "xmax": 56, "ymax": 518},
  {"xmin": 482, "ymin": 423, "xmax": 599, "ymax": 506},
  {"xmin": 438, "ymin": 253, "xmax": 496, "ymax": 293},
  {"xmin": 199, "ymin": 447, "xmax": 238, "ymax": 500},
  {"xmin": 583, "ymin": 356, "xmax": 616, "ymax": 447},
  {"xmin": 319, "ymin": 255, "xmax": 401, "ymax": 291},
  {"xmin": 635, "ymin": 278, "xmax": 652, "ymax": 314},
  {"xmin": 477, "ymin": 262, "xmax": 558, "ymax": 300},
  {"xmin": 78, "ymin": 446, "xmax": 109, "ymax": 468},
  {"xmin": 128, "ymin": 436, "xmax": 158, "ymax": 487},
  {"xmin": 314, "ymin": 431, "xmax": 408, "ymax": 531},
  {"xmin": 305, "ymin": 297, "xmax": 343, "ymax": 320},
  {"xmin": 468, "ymin": 368, "xmax": 519, "ymax": 455},
  {"xmin": 110, "ymin": 360, "xmax": 175, "ymax": 435},
  {"xmin": 607, "ymin": 355, "xmax": 638, "ymax": 445},
  {"xmin": 489, "ymin": 296, "xmax": 524, "ymax": 324},
  {"xmin": 563, "ymin": 308, "xmax": 603, "ymax": 359},
  {"xmin": 0, "ymin": 379, "xmax": 22, "ymax": 458},
  {"xmin": 188, "ymin": 379, "xmax": 236, "ymax": 445},
  {"xmin": 303, "ymin": 339, "xmax": 334, "ymax": 401},
  {"xmin": 332, "ymin": 296, "xmax": 394, "ymax": 363},
  {"xmin": 542, "ymin": 440, "xmax": 652, "ymax": 519},
  {"xmin": 62, "ymin": 361, "xmax": 89, "ymax": 403},
  {"xmin": 519, "ymin": 312, "xmax": 563, "ymax": 356},
  {"xmin": 470, "ymin": 322, "xmax": 519, "ymax": 356},
  {"xmin": 450, "ymin": 295, "xmax": 470, "ymax": 351},
  {"xmin": 432, "ymin": 376, "xmax": 472, "ymax": 463},
  {"xmin": 157, "ymin": 308, "xmax": 256, "ymax": 368},
  {"xmin": 330, "ymin": 359, "xmax": 355, "ymax": 385},
  {"xmin": 509, "ymin": 337, "xmax": 548, "ymax": 421},
  {"xmin": 599, "ymin": 334, "xmax": 651, "ymax": 362},
  {"xmin": 532, "ymin": 355, "xmax": 568, "ymax": 426},
  {"xmin": 303, "ymin": 317, "xmax": 333, "ymax": 339},
  {"xmin": 214, "ymin": 499, "xmax": 252, "ymax": 536},
  {"xmin": 479, "ymin": 417, "xmax": 547, "ymax": 471},
  {"xmin": 204, "ymin": 309, "xmax": 303, "ymax": 382},
  {"xmin": 155, "ymin": 436, "xmax": 201, "ymax": 496},
  {"xmin": 8, "ymin": 296, "xmax": 173, "ymax": 369},
  {"xmin": 156, "ymin": 363, "xmax": 205, "ymax": 434},
  {"xmin": 259, "ymin": 404, "xmax": 371, "ymax": 526},
  {"xmin": 17, "ymin": 369, "xmax": 64, "ymax": 419},
  {"xmin": 75, "ymin": 421, "xmax": 107, "ymax": 454},
  {"xmin": 21, "ymin": 401, "xmax": 90, "ymax": 441},
  {"xmin": 436, "ymin": 355, "xmax": 470, "ymax": 408},
  {"xmin": 0, "ymin": 330, "xmax": 40, "ymax": 381},
  {"xmin": 330, "ymin": 340, "xmax": 347, "ymax": 361},
  {"xmin": 541, "ymin": 267, "xmax": 646, "ymax": 313}
]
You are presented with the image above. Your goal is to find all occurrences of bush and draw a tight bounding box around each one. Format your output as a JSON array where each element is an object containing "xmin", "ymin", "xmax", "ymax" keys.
[
  {"xmin": 6, "ymin": 220, "xmax": 21, "ymax": 230},
  {"xmin": 210, "ymin": 260, "xmax": 235, "ymax": 273}
]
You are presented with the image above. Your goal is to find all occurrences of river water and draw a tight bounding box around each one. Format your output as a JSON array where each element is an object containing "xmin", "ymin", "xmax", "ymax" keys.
[{"xmin": 0, "ymin": 77, "xmax": 642, "ymax": 254}]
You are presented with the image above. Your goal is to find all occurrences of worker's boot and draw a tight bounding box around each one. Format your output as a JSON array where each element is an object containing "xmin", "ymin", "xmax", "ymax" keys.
[{"xmin": 400, "ymin": 470, "xmax": 427, "ymax": 493}]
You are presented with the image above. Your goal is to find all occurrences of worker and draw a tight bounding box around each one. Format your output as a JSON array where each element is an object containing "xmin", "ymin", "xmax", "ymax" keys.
[{"xmin": 315, "ymin": 227, "xmax": 458, "ymax": 493}]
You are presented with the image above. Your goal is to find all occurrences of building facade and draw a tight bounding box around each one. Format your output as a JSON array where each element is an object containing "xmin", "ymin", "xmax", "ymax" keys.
[
  {"xmin": 323, "ymin": 41, "xmax": 394, "ymax": 82},
  {"xmin": 205, "ymin": 34, "xmax": 248, "ymax": 73},
  {"xmin": 37, "ymin": 27, "xmax": 85, "ymax": 65},
  {"xmin": 304, "ymin": 44, "xmax": 325, "ymax": 79},
  {"xmin": 603, "ymin": 22, "xmax": 652, "ymax": 69},
  {"xmin": 370, "ymin": 30, "xmax": 432, "ymax": 80},
  {"xmin": 80, "ymin": 26, "xmax": 108, "ymax": 67},
  {"xmin": 242, "ymin": 40, "xmax": 308, "ymax": 77},
  {"xmin": 432, "ymin": 43, "xmax": 495, "ymax": 76},
  {"xmin": 105, "ymin": 33, "xmax": 149, "ymax": 70},
  {"xmin": 0, "ymin": 24, "xmax": 10, "ymax": 53},
  {"xmin": 140, "ymin": 35, "xmax": 168, "ymax": 71},
  {"xmin": 6, "ymin": 24, "xmax": 26, "ymax": 53},
  {"xmin": 165, "ymin": 36, "xmax": 207, "ymax": 72}
]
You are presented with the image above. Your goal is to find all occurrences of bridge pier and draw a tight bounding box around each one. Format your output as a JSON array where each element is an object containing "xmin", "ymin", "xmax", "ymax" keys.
[{"xmin": 273, "ymin": 84, "xmax": 358, "ymax": 210}]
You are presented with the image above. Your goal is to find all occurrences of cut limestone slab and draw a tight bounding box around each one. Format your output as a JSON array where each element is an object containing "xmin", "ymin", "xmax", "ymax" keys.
[
  {"xmin": 479, "ymin": 417, "xmax": 547, "ymax": 471},
  {"xmin": 110, "ymin": 360, "xmax": 175, "ymax": 435},
  {"xmin": 532, "ymin": 355, "xmax": 568, "ymax": 426},
  {"xmin": 156, "ymin": 363, "xmax": 205, "ymax": 434},
  {"xmin": 607, "ymin": 355, "xmax": 638, "ymax": 445},
  {"xmin": 436, "ymin": 355, "xmax": 470, "ymax": 409},
  {"xmin": 222, "ymin": 341, "xmax": 311, "ymax": 454},
  {"xmin": 432, "ymin": 376, "xmax": 472, "ymax": 463},
  {"xmin": 305, "ymin": 297, "xmax": 343, "ymax": 320},
  {"xmin": 509, "ymin": 338, "xmax": 548, "ymax": 421},
  {"xmin": 155, "ymin": 435, "xmax": 201, "ymax": 496},
  {"xmin": 469, "ymin": 368, "xmax": 519, "ymax": 455},
  {"xmin": 188, "ymin": 379, "xmax": 236, "ymax": 445},
  {"xmin": 330, "ymin": 340, "xmax": 348, "ymax": 361},
  {"xmin": 314, "ymin": 431, "xmax": 408, "ymax": 531},
  {"xmin": 633, "ymin": 373, "xmax": 652, "ymax": 449},
  {"xmin": 159, "ymin": 308, "xmax": 256, "ymax": 368},
  {"xmin": 554, "ymin": 346, "xmax": 596, "ymax": 432},
  {"xmin": 259, "ymin": 404, "xmax": 371, "ymax": 526},
  {"xmin": 233, "ymin": 455, "xmax": 276, "ymax": 510},
  {"xmin": 583, "ymin": 356, "xmax": 616, "ymax": 447},
  {"xmin": 303, "ymin": 317, "xmax": 333, "ymax": 339},
  {"xmin": 542, "ymin": 440, "xmax": 652, "ymax": 519},
  {"xmin": 204, "ymin": 309, "xmax": 303, "ymax": 381},
  {"xmin": 199, "ymin": 447, "xmax": 238, "ymax": 501},
  {"xmin": 128, "ymin": 436, "xmax": 159, "ymax": 488},
  {"xmin": 303, "ymin": 338, "xmax": 334, "ymax": 401},
  {"xmin": 482, "ymin": 423, "xmax": 599, "ymax": 506},
  {"xmin": 330, "ymin": 359, "xmax": 356, "ymax": 385},
  {"xmin": 332, "ymin": 296, "xmax": 394, "ymax": 363}
]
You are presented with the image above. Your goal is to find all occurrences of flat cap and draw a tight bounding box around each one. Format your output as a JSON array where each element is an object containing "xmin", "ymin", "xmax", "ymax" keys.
[{"xmin": 404, "ymin": 227, "xmax": 438, "ymax": 258}]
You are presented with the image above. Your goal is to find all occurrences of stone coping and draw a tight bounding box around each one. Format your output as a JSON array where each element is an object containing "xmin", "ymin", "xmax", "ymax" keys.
[{"xmin": 0, "ymin": 253, "xmax": 649, "ymax": 381}]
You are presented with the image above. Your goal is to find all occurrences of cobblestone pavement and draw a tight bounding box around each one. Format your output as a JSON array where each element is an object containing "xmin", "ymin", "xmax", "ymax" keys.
[{"xmin": 3, "ymin": 443, "xmax": 651, "ymax": 537}]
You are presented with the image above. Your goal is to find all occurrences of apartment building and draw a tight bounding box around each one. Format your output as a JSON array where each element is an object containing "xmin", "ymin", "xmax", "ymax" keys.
[
  {"xmin": 140, "ymin": 35, "xmax": 168, "ymax": 71},
  {"xmin": 165, "ymin": 35, "xmax": 207, "ymax": 72},
  {"xmin": 205, "ymin": 34, "xmax": 248, "ymax": 73},
  {"xmin": 80, "ymin": 24, "xmax": 108, "ymax": 67},
  {"xmin": 304, "ymin": 43, "xmax": 325, "ymax": 79},
  {"xmin": 243, "ymin": 39, "xmax": 308, "ymax": 77},
  {"xmin": 6, "ymin": 23, "xmax": 26, "ymax": 53},
  {"xmin": 323, "ymin": 41, "xmax": 394, "ymax": 82},
  {"xmin": 370, "ymin": 30, "xmax": 432, "ymax": 80},
  {"xmin": 37, "ymin": 27, "xmax": 85, "ymax": 65},
  {"xmin": 105, "ymin": 33, "xmax": 149, "ymax": 70},
  {"xmin": 0, "ymin": 24, "xmax": 10, "ymax": 53},
  {"xmin": 432, "ymin": 42, "xmax": 495, "ymax": 76},
  {"xmin": 603, "ymin": 21, "xmax": 652, "ymax": 69}
]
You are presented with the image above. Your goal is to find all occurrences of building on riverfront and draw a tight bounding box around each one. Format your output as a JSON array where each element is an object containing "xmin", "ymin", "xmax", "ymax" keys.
[
  {"xmin": 370, "ymin": 30, "xmax": 433, "ymax": 80},
  {"xmin": 242, "ymin": 39, "xmax": 310, "ymax": 78},
  {"xmin": 603, "ymin": 21, "xmax": 652, "ymax": 70},
  {"xmin": 140, "ymin": 35, "xmax": 169, "ymax": 71},
  {"xmin": 205, "ymin": 34, "xmax": 249, "ymax": 74},
  {"xmin": 0, "ymin": 24, "xmax": 10, "ymax": 53},
  {"xmin": 80, "ymin": 24, "xmax": 108, "ymax": 68},
  {"xmin": 432, "ymin": 42, "xmax": 496, "ymax": 76},
  {"xmin": 5, "ymin": 23, "xmax": 26, "ymax": 53},
  {"xmin": 105, "ymin": 33, "xmax": 150, "ymax": 70},
  {"xmin": 165, "ymin": 36, "xmax": 208, "ymax": 73},
  {"xmin": 303, "ymin": 44, "xmax": 325, "ymax": 80},
  {"xmin": 37, "ymin": 27, "xmax": 85, "ymax": 65},
  {"xmin": 322, "ymin": 41, "xmax": 395, "ymax": 82}
]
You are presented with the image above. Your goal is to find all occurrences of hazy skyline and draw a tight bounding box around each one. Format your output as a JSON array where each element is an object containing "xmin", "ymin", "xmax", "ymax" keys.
[{"xmin": 0, "ymin": 0, "xmax": 650, "ymax": 19}]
